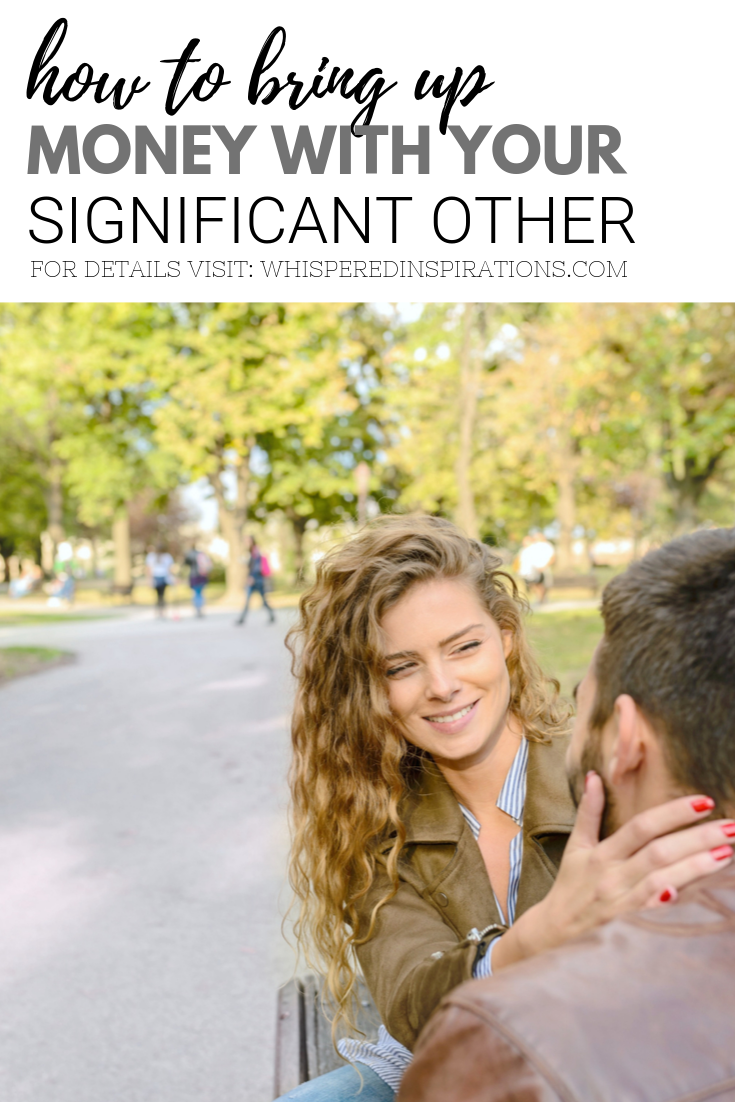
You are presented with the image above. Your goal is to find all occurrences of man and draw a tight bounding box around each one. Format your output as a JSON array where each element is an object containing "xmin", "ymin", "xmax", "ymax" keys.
[{"xmin": 399, "ymin": 528, "xmax": 735, "ymax": 1102}]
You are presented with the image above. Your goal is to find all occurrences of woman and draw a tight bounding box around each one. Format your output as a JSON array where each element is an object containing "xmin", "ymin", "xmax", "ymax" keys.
[
  {"xmin": 280, "ymin": 516, "xmax": 728, "ymax": 1101},
  {"xmin": 235, "ymin": 536, "xmax": 275, "ymax": 625},
  {"xmin": 184, "ymin": 544, "xmax": 211, "ymax": 618},
  {"xmin": 145, "ymin": 543, "xmax": 174, "ymax": 619}
]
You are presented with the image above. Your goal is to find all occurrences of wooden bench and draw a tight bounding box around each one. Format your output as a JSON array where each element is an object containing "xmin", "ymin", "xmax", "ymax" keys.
[
  {"xmin": 110, "ymin": 583, "xmax": 135, "ymax": 600},
  {"xmin": 550, "ymin": 573, "xmax": 600, "ymax": 594},
  {"xmin": 274, "ymin": 975, "xmax": 380, "ymax": 1097}
]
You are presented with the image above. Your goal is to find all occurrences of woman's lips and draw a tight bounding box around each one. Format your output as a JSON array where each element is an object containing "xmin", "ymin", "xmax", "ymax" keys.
[{"xmin": 423, "ymin": 699, "xmax": 479, "ymax": 734}]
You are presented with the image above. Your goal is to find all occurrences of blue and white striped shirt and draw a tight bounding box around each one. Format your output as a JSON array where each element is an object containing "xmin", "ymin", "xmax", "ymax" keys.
[{"xmin": 338, "ymin": 737, "xmax": 529, "ymax": 1092}]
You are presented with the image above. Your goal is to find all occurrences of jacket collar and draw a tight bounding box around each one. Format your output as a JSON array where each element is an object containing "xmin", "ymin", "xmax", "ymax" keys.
[
  {"xmin": 402, "ymin": 760, "xmax": 467, "ymax": 845},
  {"xmin": 524, "ymin": 735, "xmax": 576, "ymax": 838},
  {"xmin": 400, "ymin": 735, "xmax": 575, "ymax": 846}
]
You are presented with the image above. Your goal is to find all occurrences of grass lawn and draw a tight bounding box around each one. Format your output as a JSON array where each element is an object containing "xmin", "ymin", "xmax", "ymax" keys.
[
  {"xmin": 526, "ymin": 608, "xmax": 604, "ymax": 701},
  {"xmin": 0, "ymin": 645, "xmax": 74, "ymax": 684},
  {"xmin": 0, "ymin": 609, "xmax": 116, "ymax": 625}
]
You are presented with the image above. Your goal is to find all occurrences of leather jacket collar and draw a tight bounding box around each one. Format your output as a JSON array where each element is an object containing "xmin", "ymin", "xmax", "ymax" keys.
[{"xmin": 400, "ymin": 735, "xmax": 575, "ymax": 845}]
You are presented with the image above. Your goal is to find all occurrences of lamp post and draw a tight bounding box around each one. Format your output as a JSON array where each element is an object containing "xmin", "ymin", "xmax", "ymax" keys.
[{"xmin": 355, "ymin": 461, "xmax": 370, "ymax": 527}]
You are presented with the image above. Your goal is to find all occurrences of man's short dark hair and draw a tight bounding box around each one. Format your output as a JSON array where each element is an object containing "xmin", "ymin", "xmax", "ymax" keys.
[{"xmin": 591, "ymin": 528, "xmax": 735, "ymax": 810}]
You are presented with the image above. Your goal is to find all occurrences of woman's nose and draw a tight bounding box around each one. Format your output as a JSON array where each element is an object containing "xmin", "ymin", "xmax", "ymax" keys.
[{"xmin": 425, "ymin": 661, "xmax": 461, "ymax": 701}]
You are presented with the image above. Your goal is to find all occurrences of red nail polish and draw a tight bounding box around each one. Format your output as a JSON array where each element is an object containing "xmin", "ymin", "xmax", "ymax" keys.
[
  {"xmin": 721, "ymin": 823, "xmax": 735, "ymax": 838},
  {"xmin": 691, "ymin": 797, "xmax": 715, "ymax": 813},
  {"xmin": 711, "ymin": 845, "xmax": 734, "ymax": 861},
  {"xmin": 659, "ymin": 888, "xmax": 673, "ymax": 903}
]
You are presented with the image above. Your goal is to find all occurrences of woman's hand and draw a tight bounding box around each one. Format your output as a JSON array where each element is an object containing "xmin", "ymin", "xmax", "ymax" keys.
[{"xmin": 491, "ymin": 772, "xmax": 734, "ymax": 971}]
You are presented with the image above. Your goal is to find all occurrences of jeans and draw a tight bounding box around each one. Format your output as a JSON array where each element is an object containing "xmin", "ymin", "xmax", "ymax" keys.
[
  {"xmin": 154, "ymin": 582, "xmax": 167, "ymax": 614},
  {"xmin": 237, "ymin": 579, "xmax": 275, "ymax": 623},
  {"xmin": 191, "ymin": 584, "xmax": 205, "ymax": 614},
  {"xmin": 276, "ymin": 1064, "xmax": 395, "ymax": 1101}
]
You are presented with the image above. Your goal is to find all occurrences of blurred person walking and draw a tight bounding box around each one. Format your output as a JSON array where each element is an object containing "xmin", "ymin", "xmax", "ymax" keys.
[
  {"xmin": 235, "ymin": 537, "xmax": 275, "ymax": 625},
  {"xmin": 9, "ymin": 563, "xmax": 42, "ymax": 598},
  {"xmin": 518, "ymin": 532, "xmax": 555, "ymax": 604},
  {"xmin": 184, "ymin": 545, "xmax": 212, "ymax": 618},
  {"xmin": 146, "ymin": 544, "xmax": 174, "ymax": 619}
]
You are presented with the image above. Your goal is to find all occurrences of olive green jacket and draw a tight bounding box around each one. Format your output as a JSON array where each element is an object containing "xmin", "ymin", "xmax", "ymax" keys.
[{"xmin": 354, "ymin": 735, "xmax": 575, "ymax": 1051}]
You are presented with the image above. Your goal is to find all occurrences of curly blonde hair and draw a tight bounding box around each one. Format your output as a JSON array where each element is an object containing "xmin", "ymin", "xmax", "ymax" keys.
[{"xmin": 286, "ymin": 515, "xmax": 570, "ymax": 1035}]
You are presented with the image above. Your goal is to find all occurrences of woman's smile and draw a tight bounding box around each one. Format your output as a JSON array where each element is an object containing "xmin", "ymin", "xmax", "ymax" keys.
[
  {"xmin": 380, "ymin": 577, "xmax": 514, "ymax": 767},
  {"xmin": 423, "ymin": 699, "xmax": 479, "ymax": 732}
]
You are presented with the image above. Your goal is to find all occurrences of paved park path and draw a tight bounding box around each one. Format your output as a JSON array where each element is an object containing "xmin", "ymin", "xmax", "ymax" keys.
[{"xmin": 0, "ymin": 604, "xmax": 297, "ymax": 1102}]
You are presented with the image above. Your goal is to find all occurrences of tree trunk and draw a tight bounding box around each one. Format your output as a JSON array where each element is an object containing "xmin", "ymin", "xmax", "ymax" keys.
[
  {"xmin": 289, "ymin": 511, "xmax": 308, "ymax": 584},
  {"xmin": 213, "ymin": 448, "xmax": 252, "ymax": 602},
  {"xmin": 552, "ymin": 429, "xmax": 577, "ymax": 573},
  {"xmin": 112, "ymin": 508, "xmax": 132, "ymax": 588},
  {"xmin": 555, "ymin": 465, "xmax": 576, "ymax": 573},
  {"xmin": 44, "ymin": 391, "xmax": 65, "ymax": 566},
  {"xmin": 45, "ymin": 456, "xmax": 65, "ymax": 566},
  {"xmin": 0, "ymin": 538, "xmax": 15, "ymax": 585},
  {"xmin": 455, "ymin": 303, "xmax": 480, "ymax": 539},
  {"xmin": 665, "ymin": 454, "xmax": 720, "ymax": 536},
  {"xmin": 355, "ymin": 461, "xmax": 370, "ymax": 527},
  {"xmin": 218, "ymin": 505, "xmax": 246, "ymax": 601},
  {"xmin": 40, "ymin": 531, "xmax": 55, "ymax": 573}
]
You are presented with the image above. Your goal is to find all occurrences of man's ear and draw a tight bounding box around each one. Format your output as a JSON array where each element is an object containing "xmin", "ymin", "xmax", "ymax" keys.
[{"xmin": 607, "ymin": 694, "xmax": 645, "ymax": 786}]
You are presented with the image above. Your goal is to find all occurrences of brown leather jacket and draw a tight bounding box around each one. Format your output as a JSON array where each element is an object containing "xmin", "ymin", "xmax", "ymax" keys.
[
  {"xmin": 399, "ymin": 865, "xmax": 735, "ymax": 1102},
  {"xmin": 353, "ymin": 735, "xmax": 574, "ymax": 1050}
]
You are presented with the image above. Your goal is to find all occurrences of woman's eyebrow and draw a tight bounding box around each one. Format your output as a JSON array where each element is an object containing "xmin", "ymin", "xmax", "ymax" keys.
[
  {"xmin": 383, "ymin": 649, "xmax": 418, "ymax": 663},
  {"xmin": 384, "ymin": 624, "xmax": 484, "ymax": 662},
  {"xmin": 439, "ymin": 623, "xmax": 484, "ymax": 647}
]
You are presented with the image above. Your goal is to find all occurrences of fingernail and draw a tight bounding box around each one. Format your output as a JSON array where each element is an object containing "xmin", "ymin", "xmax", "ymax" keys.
[
  {"xmin": 691, "ymin": 797, "xmax": 715, "ymax": 813},
  {"xmin": 659, "ymin": 888, "xmax": 676, "ymax": 904},
  {"xmin": 721, "ymin": 823, "xmax": 735, "ymax": 838},
  {"xmin": 584, "ymin": 771, "xmax": 595, "ymax": 793},
  {"xmin": 711, "ymin": 845, "xmax": 734, "ymax": 861}
]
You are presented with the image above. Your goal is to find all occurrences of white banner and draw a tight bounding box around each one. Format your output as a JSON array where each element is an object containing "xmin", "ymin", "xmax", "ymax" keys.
[{"xmin": 4, "ymin": 0, "xmax": 734, "ymax": 301}]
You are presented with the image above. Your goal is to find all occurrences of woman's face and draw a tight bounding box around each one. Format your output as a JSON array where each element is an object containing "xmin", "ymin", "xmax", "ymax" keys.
[{"xmin": 380, "ymin": 577, "xmax": 513, "ymax": 768}]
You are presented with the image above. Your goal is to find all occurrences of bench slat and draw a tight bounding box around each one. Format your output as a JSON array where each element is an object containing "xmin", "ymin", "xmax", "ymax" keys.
[
  {"xmin": 274, "ymin": 979, "xmax": 305, "ymax": 1097},
  {"xmin": 274, "ymin": 975, "xmax": 381, "ymax": 1095},
  {"xmin": 550, "ymin": 574, "xmax": 600, "ymax": 590}
]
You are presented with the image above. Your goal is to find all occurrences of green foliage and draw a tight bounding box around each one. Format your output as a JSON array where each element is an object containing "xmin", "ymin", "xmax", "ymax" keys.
[
  {"xmin": 0, "ymin": 301, "xmax": 732, "ymax": 575},
  {"xmin": 601, "ymin": 303, "xmax": 735, "ymax": 530},
  {"xmin": 0, "ymin": 303, "xmax": 177, "ymax": 541},
  {"xmin": 0, "ymin": 433, "xmax": 47, "ymax": 556}
]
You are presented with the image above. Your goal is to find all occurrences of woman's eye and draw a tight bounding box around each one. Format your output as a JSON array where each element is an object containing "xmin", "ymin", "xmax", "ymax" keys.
[
  {"xmin": 386, "ymin": 663, "xmax": 415, "ymax": 678},
  {"xmin": 456, "ymin": 641, "xmax": 481, "ymax": 655}
]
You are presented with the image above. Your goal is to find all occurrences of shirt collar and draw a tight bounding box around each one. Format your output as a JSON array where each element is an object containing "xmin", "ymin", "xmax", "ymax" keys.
[
  {"xmin": 397, "ymin": 734, "xmax": 573, "ymax": 848},
  {"xmin": 458, "ymin": 736, "xmax": 528, "ymax": 839}
]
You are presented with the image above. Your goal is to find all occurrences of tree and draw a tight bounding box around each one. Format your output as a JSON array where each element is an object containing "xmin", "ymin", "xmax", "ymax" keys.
[
  {"xmin": 493, "ymin": 304, "xmax": 626, "ymax": 569},
  {"xmin": 151, "ymin": 302, "xmax": 368, "ymax": 599},
  {"xmin": 383, "ymin": 303, "xmax": 538, "ymax": 539},
  {"xmin": 0, "ymin": 303, "xmax": 176, "ymax": 582},
  {"xmin": 0, "ymin": 304, "xmax": 88, "ymax": 566},
  {"xmin": 0, "ymin": 428, "xmax": 47, "ymax": 575},
  {"xmin": 605, "ymin": 303, "xmax": 735, "ymax": 532},
  {"xmin": 455, "ymin": 303, "xmax": 480, "ymax": 538},
  {"xmin": 253, "ymin": 304, "xmax": 396, "ymax": 581}
]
